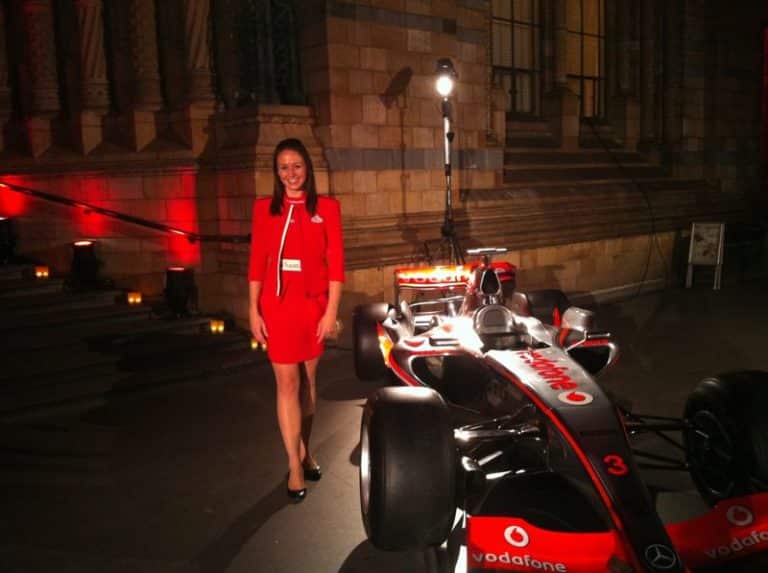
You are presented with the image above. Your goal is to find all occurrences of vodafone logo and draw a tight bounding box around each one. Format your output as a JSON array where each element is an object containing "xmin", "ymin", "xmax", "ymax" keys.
[
  {"xmin": 557, "ymin": 390, "xmax": 594, "ymax": 406},
  {"xmin": 726, "ymin": 505, "xmax": 754, "ymax": 527},
  {"xmin": 504, "ymin": 525, "xmax": 530, "ymax": 548}
]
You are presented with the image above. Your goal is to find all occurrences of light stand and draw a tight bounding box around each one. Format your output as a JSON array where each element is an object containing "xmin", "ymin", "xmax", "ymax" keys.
[{"xmin": 435, "ymin": 58, "xmax": 463, "ymax": 265}]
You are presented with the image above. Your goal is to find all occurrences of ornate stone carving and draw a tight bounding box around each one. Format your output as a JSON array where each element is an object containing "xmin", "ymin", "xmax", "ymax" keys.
[
  {"xmin": 22, "ymin": 0, "xmax": 59, "ymax": 115},
  {"xmin": 0, "ymin": 3, "xmax": 12, "ymax": 116},
  {"xmin": 181, "ymin": 0, "xmax": 215, "ymax": 103},
  {"xmin": 74, "ymin": 0, "xmax": 109, "ymax": 111},
  {"xmin": 128, "ymin": 0, "xmax": 162, "ymax": 110}
]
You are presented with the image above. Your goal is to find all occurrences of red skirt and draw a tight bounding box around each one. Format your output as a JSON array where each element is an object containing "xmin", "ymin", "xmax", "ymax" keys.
[{"xmin": 260, "ymin": 279, "xmax": 326, "ymax": 364}]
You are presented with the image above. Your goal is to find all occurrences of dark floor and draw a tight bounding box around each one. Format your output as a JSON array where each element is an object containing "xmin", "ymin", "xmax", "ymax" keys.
[{"xmin": 2, "ymin": 278, "xmax": 768, "ymax": 573}]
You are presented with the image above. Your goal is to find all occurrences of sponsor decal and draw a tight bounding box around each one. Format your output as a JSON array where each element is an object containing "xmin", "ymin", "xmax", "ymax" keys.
[
  {"xmin": 504, "ymin": 525, "xmax": 530, "ymax": 547},
  {"xmin": 666, "ymin": 493, "xmax": 768, "ymax": 568},
  {"xmin": 644, "ymin": 544, "xmax": 678, "ymax": 570},
  {"xmin": 471, "ymin": 551, "xmax": 567, "ymax": 572},
  {"xmin": 704, "ymin": 530, "xmax": 768, "ymax": 559},
  {"xmin": 395, "ymin": 265, "xmax": 471, "ymax": 287},
  {"xmin": 519, "ymin": 351, "xmax": 578, "ymax": 391},
  {"xmin": 468, "ymin": 516, "xmax": 624, "ymax": 573},
  {"xmin": 557, "ymin": 390, "xmax": 594, "ymax": 405},
  {"xmin": 726, "ymin": 505, "xmax": 754, "ymax": 527}
]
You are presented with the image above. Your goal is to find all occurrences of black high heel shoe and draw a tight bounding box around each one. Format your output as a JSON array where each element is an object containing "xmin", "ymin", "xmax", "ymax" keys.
[
  {"xmin": 286, "ymin": 485, "xmax": 307, "ymax": 502},
  {"xmin": 303, "ymin": 465, "xmax": 322, "ymax": 481}
]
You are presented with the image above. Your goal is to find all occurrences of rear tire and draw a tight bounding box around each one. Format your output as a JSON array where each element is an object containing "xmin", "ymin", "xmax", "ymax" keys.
[
  {"xmin": 360, "ymin": 387, "xmax": 457, "ymax": 550},
  {"xmin": 684, "ymin": 370, "xmax": 768, "ymax": 505},
  {"xmin": 353, "ymin": 303, "xmax": 389, "ymax": 381}
]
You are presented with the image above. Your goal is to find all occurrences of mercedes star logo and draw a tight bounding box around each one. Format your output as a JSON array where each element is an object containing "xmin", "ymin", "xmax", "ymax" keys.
[{"xmin": 644, "ymin": 544, "xmax": 678, "ymax": 570}]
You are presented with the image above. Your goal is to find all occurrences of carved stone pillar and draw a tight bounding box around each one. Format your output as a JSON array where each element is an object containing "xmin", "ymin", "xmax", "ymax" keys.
[
  {"xmin": 543, "ymin": 0, "xmax": 579, "ymax": 150},
  {"xmin": 609, "ymin": 0, "xmax": 639, "ymax": 150},
  {"xmin": 639, "ymin": 0, "xmax": 657, "ymax": 148},
  {"xmin": 0, "ymin": 4, "xmax": 13, "ymax": 151},
  {"xmin": 121, "ymin": 0, "xmax": 163, "ymax": 150},
  {"xmin": 172, "ymin": 0, "xmax": 215, "ymax": 153},
  {"xmin": 181, "ymin": 0, "xmax": 215, "ymax": 103},
  {"xmin": 21, "ymin": 0, "xmax": 59, "ymax": 156},
  {"xmin": 73, "ymin": 0, "xmax": 109, "ymax": 154}
]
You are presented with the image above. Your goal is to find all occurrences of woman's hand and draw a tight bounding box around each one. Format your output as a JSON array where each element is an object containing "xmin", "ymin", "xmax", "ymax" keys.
[
  {"xmin": 249, "ymin": 307, "xmax": 268, "ymax": 344},
  {"xmin": 316, "ymin": 311, "xmax": 338, "ymax": 342}
]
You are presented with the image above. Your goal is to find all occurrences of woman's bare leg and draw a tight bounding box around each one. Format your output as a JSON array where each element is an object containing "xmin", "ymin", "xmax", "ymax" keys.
[
  {"xmin": 272, "ymin": 362, "xmax": 304, "ymax": 490},
  {"xmin": 299, "ymin": 357, "xmax": 320, "ymax": 468}
]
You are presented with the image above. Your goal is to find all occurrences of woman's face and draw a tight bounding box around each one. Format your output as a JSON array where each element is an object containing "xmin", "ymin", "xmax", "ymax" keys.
[{"xmin": 276, "ymin": 149, "xmax": 307, "ymax": 195}]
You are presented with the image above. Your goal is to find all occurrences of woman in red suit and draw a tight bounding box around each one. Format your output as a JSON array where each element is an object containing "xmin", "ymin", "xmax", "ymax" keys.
[{"xmin": 248, "ymin": 138, "xmax": 344, "ymax": 501}]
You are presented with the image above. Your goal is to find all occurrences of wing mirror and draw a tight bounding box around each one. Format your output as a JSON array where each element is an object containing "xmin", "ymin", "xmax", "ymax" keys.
[{"xmin": 560, "ymin": 307, "xmax": 619, "ymax": 377}]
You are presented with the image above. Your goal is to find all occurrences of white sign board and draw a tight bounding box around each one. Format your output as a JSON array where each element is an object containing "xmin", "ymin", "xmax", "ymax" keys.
[{"xmin": 686, "ymin": 222, "xmax": 724, "ymax": 289}]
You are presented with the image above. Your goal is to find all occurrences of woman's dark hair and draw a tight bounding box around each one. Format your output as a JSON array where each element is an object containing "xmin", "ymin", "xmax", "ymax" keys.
[{"xmin": 270, "ymin": 138, "xmax": 318, "ymax": 216}]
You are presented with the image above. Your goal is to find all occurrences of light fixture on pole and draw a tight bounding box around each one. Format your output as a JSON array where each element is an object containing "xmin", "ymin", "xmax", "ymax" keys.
[{"xmin": 434, "ymin": 58, "xmax": 463, "ymax": 264}]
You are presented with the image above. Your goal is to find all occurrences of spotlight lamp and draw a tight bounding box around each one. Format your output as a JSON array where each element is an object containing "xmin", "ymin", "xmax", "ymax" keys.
[
  {"xmin": 165, "ymin": 266, "xmax": 196, "ymax": 318},
  {"xmin": 435, "ymin": 58, "xmax": 457, "ymax": 98},
  {"xmin": 35, "ymin": 265, "xmax": 50, "ymax": 279},
  {"xmin": 0, "ymin": 216, "xmax": 17, "ymax": 264},
  {"xmin": 70, "ymin": 240, "xmax": 102, "ymax": 289}
]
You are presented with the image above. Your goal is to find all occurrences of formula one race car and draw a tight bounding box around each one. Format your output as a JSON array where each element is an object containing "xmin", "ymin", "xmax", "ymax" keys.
[{"xmin": 353, "ymin": 248, "xmax": 768, "ymax": 573}]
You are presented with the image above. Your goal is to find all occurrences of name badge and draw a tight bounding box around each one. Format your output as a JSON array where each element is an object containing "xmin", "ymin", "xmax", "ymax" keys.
[{"xmin": 282, "ymin": 258, "xmax": 302, "ymax": 272}]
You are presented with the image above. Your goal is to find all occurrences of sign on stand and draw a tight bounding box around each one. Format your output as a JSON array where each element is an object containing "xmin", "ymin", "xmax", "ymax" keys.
[{"xmin": 686, "ymin": 222, "xmax": 725, "ymax": 290}]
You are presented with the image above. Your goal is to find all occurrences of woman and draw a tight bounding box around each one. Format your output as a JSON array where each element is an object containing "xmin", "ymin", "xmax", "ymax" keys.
[{"xmin": 248, "ymin": 138, "xmax": 344, "ymax": 502}]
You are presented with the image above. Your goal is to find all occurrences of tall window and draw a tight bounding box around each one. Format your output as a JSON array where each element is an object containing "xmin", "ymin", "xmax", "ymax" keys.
[
  {"xmin": 491, "ymin": 0, "xmax": 542, "ymax": 116},
  {"xmin": 566, "ymin": 0, "xmax": 605, "ymax": 118}
]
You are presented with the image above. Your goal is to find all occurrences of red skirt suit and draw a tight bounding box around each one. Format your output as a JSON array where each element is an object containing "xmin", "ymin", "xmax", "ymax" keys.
[{"xmin": 248, "ymin": 195, "xmax": 345, "ymax": 363}]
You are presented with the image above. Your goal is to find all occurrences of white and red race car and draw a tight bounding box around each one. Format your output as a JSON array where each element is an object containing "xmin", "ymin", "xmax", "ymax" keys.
[{"xmin": 353, "ymin": 248, "xmax": 768, "ymax": 573}]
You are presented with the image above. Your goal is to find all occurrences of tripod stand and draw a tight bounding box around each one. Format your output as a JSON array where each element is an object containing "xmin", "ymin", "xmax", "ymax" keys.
[{"xmin": 439, "ymin": 96, "xmax": 464, "ymax": 265}]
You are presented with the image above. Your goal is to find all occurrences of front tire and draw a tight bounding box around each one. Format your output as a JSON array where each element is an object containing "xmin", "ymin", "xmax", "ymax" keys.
[
  {"xmin": 684, "ymin": 370, "xmax": 768, "ymax": 505},
  {"xmin": 360, "ymin": 387, "xmax": 457, "ymax": 550}
]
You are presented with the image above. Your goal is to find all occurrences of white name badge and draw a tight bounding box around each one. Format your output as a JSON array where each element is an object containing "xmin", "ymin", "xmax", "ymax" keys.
[{"xmin": 281, "ymin": 258, "xmax": 302, "ymax": 272}]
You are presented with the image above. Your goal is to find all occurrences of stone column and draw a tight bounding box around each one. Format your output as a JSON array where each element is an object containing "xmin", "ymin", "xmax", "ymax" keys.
[
  {"xmin": 0, "ymin": 4, "xmax": 13, "ymax": 151},
  {"xmin": 543, "ymin": 0, "xmax": 579, "ymax": 149},
  {"xmin": 72, "ymin": 0, "xmax": 109, "ymax": 153},
  {"xmin": 172, "ymin": 0, "xmax": 216, "ymax": 153},
  {"xmin": 639, "ymin": 0, "xmax": 657, "ymax": 149},
  {"xmin": 122, "ymin": 0, "xmax": 163, "ymax": 150},
  {"xmin": 610, "ymin": 0, "xmax": 639, "ymax": 150},
  {"xmin": 21, "ymin": 0, "xmax": 59, "ymax": 156}
]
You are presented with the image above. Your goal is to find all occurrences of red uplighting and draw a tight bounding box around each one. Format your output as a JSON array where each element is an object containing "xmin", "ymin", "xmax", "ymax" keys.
[
  {"xmin": 75, "ymin": 177, "xmax": 108, "ymax": 237},
  {"xmin": 166, "ymin": 172, "xmax": 201, "ymax": 266},
  {"xmin": 0, "ymin": 175, "xmax": 30, "ymax": 217}
]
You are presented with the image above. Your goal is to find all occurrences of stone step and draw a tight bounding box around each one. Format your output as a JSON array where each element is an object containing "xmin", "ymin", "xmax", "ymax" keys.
[
  {"xmin": 3, "ymin": 314, "xmax": 210, "ymax": 352},
  {"xmin": 505, "ymin": 135, "xmax": 560, "ymax": 149},
  {"xmin": 0, "ymin": 264, "xmax": 33, "ymax": 282},
  {"xmin": 0, "ymin": 343, "xmax": 266, "ymax": 421},
  {"xmin": 502, "ymin": 164, "xmax": 669, "ymax": 184},
  {"xmin": 0, "ymin": 287, "xmax": 120, "ymax": 312},
  {"xmin": 503, "ymin": 150, "xmax": 650, "ymax": 166},
  {"xmin": 0, "ymin": 276, "xmax": 67, "ymax": 299},
  {"xmin": 0, "ymin": 302, "xmax": 151, "ymax": 333}
]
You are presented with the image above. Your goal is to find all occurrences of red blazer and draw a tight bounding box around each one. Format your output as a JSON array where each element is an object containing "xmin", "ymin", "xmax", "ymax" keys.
[{"xmin": 248, "ymin": 195, "xmax": 345, "ymax": 297}]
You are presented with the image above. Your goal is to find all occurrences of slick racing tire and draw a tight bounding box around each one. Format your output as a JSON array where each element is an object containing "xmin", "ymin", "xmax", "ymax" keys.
[
  {"xmin": 353, "ymin": 303, "xmax": 389, "ymax": 381},
  {"xmin": 360, "ymin": 387, "xmax": 457, "ymax": 550},
  {"xmin": 525, "ymin": 289, "xmax": 571, "ymax": 326},
  {"xmin": 684, "ymin": 370, "xmax": 768, "ymax": 505}
]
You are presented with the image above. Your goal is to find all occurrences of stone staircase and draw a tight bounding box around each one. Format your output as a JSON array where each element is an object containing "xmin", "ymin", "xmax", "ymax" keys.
[{"xmin": 0, "ymin": 261, "xmax": 265, "ymax": 421}]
